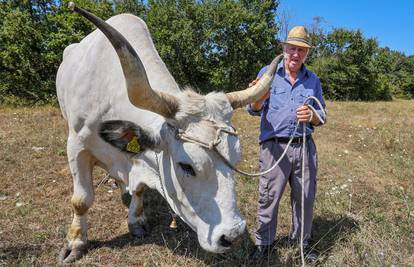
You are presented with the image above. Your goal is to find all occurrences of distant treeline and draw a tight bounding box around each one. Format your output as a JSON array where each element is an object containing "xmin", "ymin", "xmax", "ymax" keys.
[{"xmin": 0, "ymin": 0, "xmax": 413, "ymax": 105}]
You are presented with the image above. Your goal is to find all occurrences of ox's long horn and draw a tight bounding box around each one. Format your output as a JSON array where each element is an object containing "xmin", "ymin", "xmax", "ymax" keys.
[
  {"xmin": 226, "ymin": 54, "xmax": 283, "ymax": 109},
  {"xmin": 68, "ymin": 2, "xmax": 178, "ymax": 118}
]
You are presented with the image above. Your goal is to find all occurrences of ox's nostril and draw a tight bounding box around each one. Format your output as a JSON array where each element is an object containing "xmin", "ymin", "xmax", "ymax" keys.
[{"xmin": 219, "ymin": 235, "xmax": 232, "ymax": 248}]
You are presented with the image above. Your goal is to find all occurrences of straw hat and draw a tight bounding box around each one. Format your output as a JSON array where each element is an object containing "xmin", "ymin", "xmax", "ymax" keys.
[{"xmin": 283, "ymin": 26, "xmax": 312, "ymax": 48}]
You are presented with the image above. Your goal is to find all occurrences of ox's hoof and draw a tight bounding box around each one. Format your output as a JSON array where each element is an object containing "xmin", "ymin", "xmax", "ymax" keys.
[
  {"xmin": 58, "ymin": 243, "xmax": 86, "ymax": 264},
  {"xmin": 128, "ymin": 222, "xmax": 148, "ymax": 238}
]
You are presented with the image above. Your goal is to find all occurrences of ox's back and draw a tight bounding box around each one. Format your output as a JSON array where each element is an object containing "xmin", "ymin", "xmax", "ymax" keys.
[{"xmin": 56, "ymin": 14, "xmax": 180, "ymax": 131}]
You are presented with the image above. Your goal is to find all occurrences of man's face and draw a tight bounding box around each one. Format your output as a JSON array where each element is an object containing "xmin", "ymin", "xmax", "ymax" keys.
[{"xmin": 283, "ymin": 44, "xmax": 309, "ymax": 72}]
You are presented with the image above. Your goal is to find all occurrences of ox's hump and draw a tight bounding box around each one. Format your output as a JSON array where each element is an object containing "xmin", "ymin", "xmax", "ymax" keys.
[{"xmin": 62, "ymin": 43, "xmax": 79, "ymax": 60}]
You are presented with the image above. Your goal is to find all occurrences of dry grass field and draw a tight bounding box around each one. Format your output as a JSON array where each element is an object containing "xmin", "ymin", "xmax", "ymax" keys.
[{"xmin": 0, "ymin": 100, "xmax": 413, "ymax": 266}]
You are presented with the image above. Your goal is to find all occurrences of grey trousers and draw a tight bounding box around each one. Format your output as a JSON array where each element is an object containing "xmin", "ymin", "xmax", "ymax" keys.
[{"xmin": 255, "ymin": 137, "xmax": 318, "ymax": 246}]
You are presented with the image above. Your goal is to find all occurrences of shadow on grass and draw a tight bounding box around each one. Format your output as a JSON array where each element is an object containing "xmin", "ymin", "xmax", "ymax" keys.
[
  {"xmin": 59, "ymin": 188, "xmax": 357, "ymax": 266},
  {"xmin": 311, "ymin": 214, "xmax": 360, "ymax": 264},
  {"xmin": 0, "ymin": 243, "xmax": 44, "ymax": 265},
  {"xmin": 87, "ymin": 188, "xmax": 262, "ymax": 266}
]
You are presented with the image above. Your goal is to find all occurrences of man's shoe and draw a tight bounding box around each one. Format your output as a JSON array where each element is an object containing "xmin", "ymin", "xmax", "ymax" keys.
[
  {"xmin": 303, "ymin": 244, "xmax": 319, "ymax": 264},
  {"xmin": 249, "ymin": 245, "xmax": 273, "ymax": 261}
]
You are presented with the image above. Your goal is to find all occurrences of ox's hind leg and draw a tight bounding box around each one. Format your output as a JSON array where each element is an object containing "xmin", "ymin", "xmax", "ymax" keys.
[
  {"xmin": 59, "ymin": 141, "xmax": 95, "ymax": 263},
  {"xmin": 128, "ymin": 185, "xmax": 148, "ymax": 238}
]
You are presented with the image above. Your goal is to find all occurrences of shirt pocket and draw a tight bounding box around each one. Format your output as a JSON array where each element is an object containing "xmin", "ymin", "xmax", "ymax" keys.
[
  {"xmin": 269, "ymin": 87, "xmax": 288, "ymax": 109},
  {"xmin": 295, "ymin": 89, "xmax": 314, "ymax": 105}
]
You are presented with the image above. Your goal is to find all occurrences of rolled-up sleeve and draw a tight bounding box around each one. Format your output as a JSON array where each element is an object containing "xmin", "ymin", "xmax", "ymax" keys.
[{"xmin": 246, "ymin": 101, "xmax": 266, "ymax": 116}]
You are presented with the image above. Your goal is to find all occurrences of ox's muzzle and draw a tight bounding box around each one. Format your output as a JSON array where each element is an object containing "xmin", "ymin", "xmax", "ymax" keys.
[
  {"xmin": 208, "ymin": 219, "xmax": 247, "ymax": 253},
  {"xmin": 219, "ymin": 220, "xmax": 247, "ymax": 247}
]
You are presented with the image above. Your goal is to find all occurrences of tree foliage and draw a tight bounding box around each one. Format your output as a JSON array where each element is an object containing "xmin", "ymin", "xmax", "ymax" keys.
[
  {"xmin": 0, "ymin": 0, "xmax": 115, "ymax": 104},
  {"xmin": 146, "ymin": 0, "xmax": 279, "ymax": 92},
  {"xmin": 0, "ymin": 0, "xmax": 279, "ymax": 104},
  {"xmin": 0, "ymin": 0, "xmax": 413, "ymax": 104},
  {"xmin": 0, "ymin": 1, "xmax": 51, "ymax": 103},
  {"xmin": 309, "ymin": 28, "xmax": 394, "ymax": 101}
]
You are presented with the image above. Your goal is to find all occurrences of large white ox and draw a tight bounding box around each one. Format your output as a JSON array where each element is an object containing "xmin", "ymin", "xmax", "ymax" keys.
[{"xmin": 57, "ymin": 3, "xmax": 280, "ymax": 263}]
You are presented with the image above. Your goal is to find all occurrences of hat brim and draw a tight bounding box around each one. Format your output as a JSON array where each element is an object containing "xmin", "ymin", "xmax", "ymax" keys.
[{"xmin": 282, "ymin": 41, "xmax": 312, "ymax": 48}]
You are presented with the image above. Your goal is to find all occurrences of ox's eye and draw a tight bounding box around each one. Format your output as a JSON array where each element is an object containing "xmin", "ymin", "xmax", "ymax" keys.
[{"xmin": 178, "ymin": 162, "xmax": 196, "ymax": 176}]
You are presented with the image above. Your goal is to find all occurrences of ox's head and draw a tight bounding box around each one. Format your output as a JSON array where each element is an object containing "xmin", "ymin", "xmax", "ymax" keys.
[{"xmin": 69, "ymin": 3, "xmax": 281, "ymax": 253}]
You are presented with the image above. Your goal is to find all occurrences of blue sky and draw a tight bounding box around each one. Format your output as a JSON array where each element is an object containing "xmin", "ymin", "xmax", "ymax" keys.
[{"xmin": 278, "ymin": 0, "xmax": 413, "ymax": 56}]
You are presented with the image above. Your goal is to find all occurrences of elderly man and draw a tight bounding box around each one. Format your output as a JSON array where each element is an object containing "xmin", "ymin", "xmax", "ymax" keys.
[{"xmin": 247, "ymin": 26, "xmax": 326, "ymax": 263}]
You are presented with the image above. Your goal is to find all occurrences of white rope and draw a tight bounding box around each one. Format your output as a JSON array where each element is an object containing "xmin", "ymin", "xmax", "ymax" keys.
[
  {"xmin": 300, "ymin": 96, "xmax": 325, "ymax": 266},
  {"xmin": 154, "ymin": 152, "xmax": 178, "ymax": 228},
  {"xmin": 301, "ymin": 123, "xmax": 306, "ymax": 267},
  {"xmin": 96, "ymin": 171, "xmax": 111, "ymax": 189}
]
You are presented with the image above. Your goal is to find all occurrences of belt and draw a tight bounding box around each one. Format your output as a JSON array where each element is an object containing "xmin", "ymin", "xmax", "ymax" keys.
[{"xmin": 273, "ymin": 135, "xmax": 311, "ymax": 144}]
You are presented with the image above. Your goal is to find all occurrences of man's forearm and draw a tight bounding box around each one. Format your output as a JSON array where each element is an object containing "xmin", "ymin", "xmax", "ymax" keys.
[
  {"xmin": 310, "ymin": 115, "xmax": 320, "ymax": 126},
  {"xmin": 310, "ymin": 109, "xmax": 325, "ymax": 126},
  {"xmin": 250, "ymin": 101, "xmax": 264, "ymax": 112},
  {"xmin": 250, "ymin": 91, "xmax": 270, "ymax": 111}
]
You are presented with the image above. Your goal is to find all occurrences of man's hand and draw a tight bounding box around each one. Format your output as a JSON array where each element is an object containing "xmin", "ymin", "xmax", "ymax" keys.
[
  {"xmin": 248, "ymin": 79, "xmax": 258, "ymax": 88},
  {"xmin": 296, "ymin": 105, "xmax": 314, "ymax": 123},
  {"xmin": 249, "ymin": 79, "xmax": 270, "ymax": 111}
]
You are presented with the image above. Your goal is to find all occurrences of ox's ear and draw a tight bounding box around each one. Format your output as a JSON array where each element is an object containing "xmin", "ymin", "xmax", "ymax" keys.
[{"xmin": 99, "ymin": 120, "xmax": 160, "ymax": 153}]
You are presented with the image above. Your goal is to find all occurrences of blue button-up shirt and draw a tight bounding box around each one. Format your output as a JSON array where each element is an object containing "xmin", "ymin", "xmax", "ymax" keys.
[{"xmin": 247, "ymin": 60, "xmax": 326, "ymax": 143}]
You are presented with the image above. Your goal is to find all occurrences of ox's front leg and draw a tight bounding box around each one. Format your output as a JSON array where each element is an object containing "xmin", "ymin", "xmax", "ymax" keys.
[
  {"xmin": 59, "ymin": 148, "xmax": 95, "ymax": 263},
  {"xmin": 128, "ymin": 185, "xmax": 148, "ymax": 238}
]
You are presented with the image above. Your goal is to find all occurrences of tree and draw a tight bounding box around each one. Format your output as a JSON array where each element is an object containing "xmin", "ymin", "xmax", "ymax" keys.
[
  {"xmin": 0, "ymin": 4, "xmax": 51, "ymax": 103},
  {"xmin": 146, "ymin": 0, "xmax": 205, "ymax": 90},
  {"xmin": 397, "ymin": 55, "xmax": 414, "ymax": 98},
  {"xmin": 309, "ymin": 28, "xmax": 392, "ymax": 101},
  {"xmin": 2, "ymin": 0, "xmax": 411, "ymax": 104},
  {"xmin": 114, "ymin": 0, "xmax": 146, "ymax": 15},
  {"xmin": 204, "ymin": 0, "xmax": 279, "ymax": 91},
  {"xmin": 45, "ymin": 0, "xmax": 115, "ymax": 76},
  {"xmin": 306, "ymin": 16, "xmax": 326, "ymax": 65},
  {"xmin": 146, "ymin": 0, "xmax": 280, "ymax": 93},
  {"xmin": 276, "ymin": 7, "xmax": 292, "ymax": 43},
  {"xmin": 0, "ymin": 0, "xmax": 115, "ymax": 104}
]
